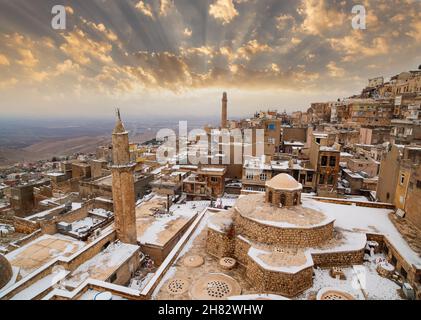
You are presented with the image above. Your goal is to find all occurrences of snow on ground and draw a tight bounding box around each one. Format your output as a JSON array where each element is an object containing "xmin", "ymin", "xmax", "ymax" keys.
[
  {"xmin": 297, "ymin": 253, "xmax": 403, "ymax": 300},
  {"xmin": 302, "ymin": 198, "xmax": 421, "ymax": 268},
  {"xmin": 151, "ymin": 266, "xmax": 177, "ymax": 299}
]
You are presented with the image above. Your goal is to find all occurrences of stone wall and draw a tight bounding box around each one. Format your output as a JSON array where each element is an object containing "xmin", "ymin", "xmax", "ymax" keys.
[
  {"xmin": 312, "ymin": 249, "xmax": 365, "ymax": 268},
  {"xmin": 13, "ymin": 217, "xmax": 40, "ymax": 234},
  {"xmin": 206, "ymin": 228, "xmax": 235, "ymax": 258},
  {"xmin": 265, "ymin": 187, "xmax": 301, "ymax": 207},
  {"xmin": 234, "ymin": 237, "xmax": 251, "ymax": 266},
  {"xmin": 234, "ymin": 213, "xmax": 334, "ymax": 247},
  {"xmin": 245, "ymin": 258, "xmax": 313, "ymax": 297}
]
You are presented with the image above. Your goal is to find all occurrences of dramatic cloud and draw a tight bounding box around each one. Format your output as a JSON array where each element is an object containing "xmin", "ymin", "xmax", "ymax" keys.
[
  {"xmin": 0, "ymin": 0, "xmax": 419, "ymax": 117},
  {"xmin": 135, "ymin": 1, "xmax": 154, "ymax": 19},
  {"xmin": 209, "ymin": 0, "xmax": 239, "ymax": 25}
]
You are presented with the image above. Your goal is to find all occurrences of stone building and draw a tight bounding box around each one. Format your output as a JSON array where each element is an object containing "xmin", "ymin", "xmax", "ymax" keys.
[
  {"xmin": 110, "ymin": 110, "xmax": 137, "ymax": 245},
  {"xmin": 206, "ymin": 174, "xmax": 365, "ymax": 297},
  {"xmin": 377, "ymin": 145, "xmax": 421, "ymax": 207},
  {"xmin": 308, "ymin": 133, "xmax": 341, "ymax": 196},
  {"xmin": 390, "ymin": 119, "xmax": 421, "ymax": 145},
  {"xmin": 10, "ymin": 180, "xmax": 51, "ymax": 217},
  {"xmin": 307, "ymin": 103, "xmax": 331, "ymax": 124},
  {"xmin": 359, "ymin": 127, "xmax": 391, "ymax": 145},
  {"xmin": 183, "ymin": 165, "xmax": 227, "ymax": 200}
]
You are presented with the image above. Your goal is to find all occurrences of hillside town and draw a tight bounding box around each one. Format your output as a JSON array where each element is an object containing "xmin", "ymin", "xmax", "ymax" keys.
[{"xmin": 1, "ymin": 67, "xmax": 421, "ymax": 300}]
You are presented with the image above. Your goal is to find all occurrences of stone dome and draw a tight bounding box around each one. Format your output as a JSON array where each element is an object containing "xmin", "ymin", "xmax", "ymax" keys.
[
  {"xmin": 266, "ymin": 174, "xmax": 302, "ymax": 191},
  {"xmin": 0, "ymin": 254, "xmax": 13, "ymax": 290}
]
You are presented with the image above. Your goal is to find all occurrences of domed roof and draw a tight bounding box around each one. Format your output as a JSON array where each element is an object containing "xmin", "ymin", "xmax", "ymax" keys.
[
  {"xmin": 266, "ymin": 173, "xmax": 302, "ymax": 191},
  {"xmin": 0, "ymin": 254, "xmax": 13, "ymax": 290}
]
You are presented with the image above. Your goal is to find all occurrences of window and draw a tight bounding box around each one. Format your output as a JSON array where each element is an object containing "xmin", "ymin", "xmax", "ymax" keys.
[
  {"xmin": 246, "ymin": 171, "xmax": 254, "ymax": 180},
  {"xmin": 321, "ymin": 156, "xmax": 328, "ymax": 166},
  {"xmin": 267, "ymin": 123, "xmax": 276, "ymax": 131},
  {"xmin": 307, "ymin": 173, "xmax": 313, "ymax": 183},
  {"xmin": 280, "ymin": 194, "xmax": 286, "ymax": 206},
  {"xmin": 268, "ymin": 191, "xmax": 273, "ymax": 203},
  {"xmin": 400, "ymin": 173, "xmax": 405, "ymax": 185},
  {"xmin": 319, "ymin": 174, "xmax": 325, "ymax": 185},
  {"xmin": 210, "ymin": 177, "xmax": 218, "ymax": 183},
  {"xmin": 293, "ymin": 193, "xmax": 299, "ymax": 205},
  {"xmin": 417, "ymin": 180, "xmax": 421, "ymax": 189},
  {"xmin": 327, "ymin": 175, "xmax": 334, "ymax": 185},
  {"xmin": 267, "ymin": 137, "xmax": 275, "ymax": 144},
  {"xmin": 260, "ymin": 173, "xmax": 267, "ymax": 181},
  {"xmin": 329, "ymin": 156, "xmax": 336, "ymax": 167}
]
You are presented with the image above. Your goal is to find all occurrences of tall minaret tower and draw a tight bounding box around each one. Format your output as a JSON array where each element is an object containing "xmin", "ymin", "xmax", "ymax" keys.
[
  {"xmin": 111, "ymin": 109, "xmax": 137, "ymax": 244},
  {"xmin": 221, "ymin": 92, "xmax": 228, "ymax": 128}
]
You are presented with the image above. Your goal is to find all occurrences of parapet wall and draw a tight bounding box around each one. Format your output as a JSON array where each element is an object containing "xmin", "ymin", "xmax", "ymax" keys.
[
  {"xmin": 234, "ymin": 212, "xmax": 334, "ymax": 247},
  {"xmin": 206, "ymin": 229, "xmax": 366, "ymax": 297},
  {"xmin": 312, "ymin": 249, "xmax": 365, "ymax": 267},
  {"xmin": 245, "ymin": 258, "xmax": 313, "ymax": 297}
]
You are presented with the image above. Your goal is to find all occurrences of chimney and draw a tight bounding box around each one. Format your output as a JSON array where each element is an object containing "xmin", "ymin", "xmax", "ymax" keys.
[{"xmin": 221, "ymin": 92, "xmax": 228, "ymax": 128}]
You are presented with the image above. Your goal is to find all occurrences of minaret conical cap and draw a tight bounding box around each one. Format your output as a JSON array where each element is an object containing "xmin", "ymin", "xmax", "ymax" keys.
[{"xmin": 113, "ymin": 108, "xmax": 126, "ymax": 134}]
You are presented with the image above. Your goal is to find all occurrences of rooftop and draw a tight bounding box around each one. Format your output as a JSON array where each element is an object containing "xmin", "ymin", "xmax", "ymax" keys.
[
  {"xmin": 5, "ymin": 234, "xmax": 85, "ymax": 279},
  {"xmin": 265, "ymin": 173, "xmax": 302, "ymax": 191},
  {"xmin": 235, "ymin": 194, "xmax": 331, "ymax": 228}
]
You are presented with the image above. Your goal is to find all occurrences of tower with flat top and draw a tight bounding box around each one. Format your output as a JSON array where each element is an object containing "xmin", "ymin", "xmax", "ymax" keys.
[{"xmin": 111, "ymin": 109, "xmax": 137, "ymax": 244}]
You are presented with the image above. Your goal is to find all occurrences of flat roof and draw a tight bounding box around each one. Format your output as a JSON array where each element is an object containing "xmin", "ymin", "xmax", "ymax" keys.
[
  {"xmin": 65, "ymin": 242, "xmax": 139, "ymax": 289},
  {"xmin": 136, "ymin": 197, "xmax": 210, "ymax": 247},
  {"xmin": 6, "ymin": 234, "xmax": 85, "ymax": 279}
]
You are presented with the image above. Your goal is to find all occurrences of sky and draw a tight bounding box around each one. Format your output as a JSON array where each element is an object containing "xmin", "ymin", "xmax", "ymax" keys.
[{"xmin": 0, "ymin": 0, "xmax": 420, "ymax": 120}]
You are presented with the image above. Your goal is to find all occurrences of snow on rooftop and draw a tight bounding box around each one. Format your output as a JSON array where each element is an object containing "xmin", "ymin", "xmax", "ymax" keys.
[
  {"xmin": 46, "ymin": 172, "xmax": 65, "ymax": 177},
  {"xmin": 65, "ymin": 241, "xmax": 138, "ymax": 288},
  {"xmin": 248, "ymin": 246, "xmax": 314, "ymax": 274},
  {"xmin": 25, "ymin": 202, "xmax": 82, "ymax": 221},
  {"xmin": 11, "ymin": 269, "xmax": 70, "ymax": 300},
  {"xmin": 199, "ymin": 167, "xmax": 226, "ymax": 172},
  {"xmin": 138, "ymin": 201, "xmax": 210, "ymax": 246},
  {"xmin": 302, "ymin": 198, "xmax": 421, "ymax": 268},
  {"xmin": 89, "ymin": 208, "xmax": 113, "ymax": 219}
]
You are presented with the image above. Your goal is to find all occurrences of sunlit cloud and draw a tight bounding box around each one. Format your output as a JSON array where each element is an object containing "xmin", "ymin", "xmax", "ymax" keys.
[
  {"xmin": 209, "ymin": 0, "xmax": 239, "ymax": 25},
  {"xmin": 0, "ymin": 0, "xmax": 419, "ymax": 117}
]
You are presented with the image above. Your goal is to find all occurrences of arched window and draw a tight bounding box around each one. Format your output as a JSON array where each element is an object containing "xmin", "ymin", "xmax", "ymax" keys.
[
  {"xmin": 280, "ymin": 194, "xmax": 286, "ymax": 207},
  {"xmin": 293, "ymin": 193, "xmax": 299, "ymax": 205}
]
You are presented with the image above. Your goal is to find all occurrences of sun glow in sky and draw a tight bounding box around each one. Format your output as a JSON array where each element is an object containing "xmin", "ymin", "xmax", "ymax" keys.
[{"xmin": 0, "ymin": 0, "xmax": 420, "ymax": 119}]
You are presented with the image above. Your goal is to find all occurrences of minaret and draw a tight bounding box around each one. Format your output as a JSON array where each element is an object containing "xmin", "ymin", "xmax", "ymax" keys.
[
  {"xmin": 221, "ymin": 92, "xmax": 228, "ymax": 128},
  {"xmin": 111, "ymin": 109, "xmax": 137, "ymax": 244}
]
